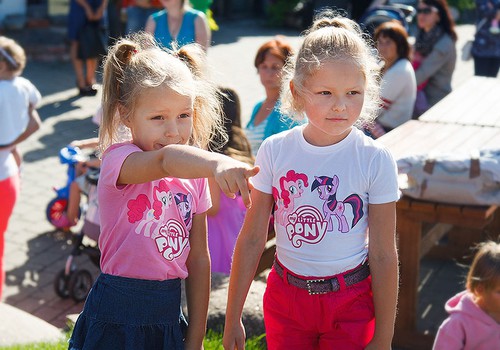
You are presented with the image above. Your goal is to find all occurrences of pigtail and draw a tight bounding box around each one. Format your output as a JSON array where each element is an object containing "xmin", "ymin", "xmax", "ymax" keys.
[
  {"xmin": 100, "ymin": 37, "xmax": 139, "ymax": 153},
  {"xmin": 173, "ymin": 43, "xmax": 226, "ymax": 150}
]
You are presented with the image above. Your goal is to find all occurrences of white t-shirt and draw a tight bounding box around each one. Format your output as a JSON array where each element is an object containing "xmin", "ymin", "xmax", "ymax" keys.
[
  {"xmin": 253, "ymin": 125, "xmax": 399, "ymax": 277},
  {"xmin": 378, "ymin": 59, "xmax": 416, "ymax": 129},
  {"xmin": 0, "ymin": 76, "xmax": 41, "ymax": 145}
]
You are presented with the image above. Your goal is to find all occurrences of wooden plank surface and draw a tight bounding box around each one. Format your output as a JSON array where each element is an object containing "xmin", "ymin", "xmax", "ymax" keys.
[
  {"xmin": 419, "ymin": 76, "xmax": 500, "ymax": 127},
  {"xmin": 379, "ymin": 120, "xmax": 500, "ymax": 160}
]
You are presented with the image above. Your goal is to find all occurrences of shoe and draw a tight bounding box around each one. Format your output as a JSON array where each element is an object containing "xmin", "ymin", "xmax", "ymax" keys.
[{"xmin": 78, "ymin": 86, "xmax": 98, "ymax": 97}]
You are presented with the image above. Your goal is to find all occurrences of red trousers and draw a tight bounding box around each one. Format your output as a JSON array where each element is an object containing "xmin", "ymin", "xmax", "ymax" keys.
[
  {"xmin": 263, "ymin": 267, "xmax": 375, "ymax": 350},
  {"xmin": 0, "ymin": 174, "xmax": 20, "ymax": 299}
]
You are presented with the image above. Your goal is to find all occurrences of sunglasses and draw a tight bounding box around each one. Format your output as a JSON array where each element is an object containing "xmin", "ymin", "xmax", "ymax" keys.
[{"xmin": 417, "ymin": 7, "xmax": 437, "ymax": 14}]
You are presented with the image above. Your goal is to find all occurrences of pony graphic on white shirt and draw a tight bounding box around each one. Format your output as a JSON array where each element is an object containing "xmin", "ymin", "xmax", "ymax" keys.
[
  {"xmin": 311, "ymin": 175, "xmax": 364, "ymax": 233},
  {"xmin": 272, "ymin": 170, "xmax": 309, "ymax": 226}
]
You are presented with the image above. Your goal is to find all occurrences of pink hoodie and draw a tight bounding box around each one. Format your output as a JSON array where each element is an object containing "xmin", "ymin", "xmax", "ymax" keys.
[{"xmin": 433, "ymin": 291, "xmax": 500, "ymax": 350}]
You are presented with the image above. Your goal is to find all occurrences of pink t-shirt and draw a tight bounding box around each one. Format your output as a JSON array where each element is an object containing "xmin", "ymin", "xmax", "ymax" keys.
[{"xmin": 98, "ymin": 143, "xmax": 211, "ymax": 280}]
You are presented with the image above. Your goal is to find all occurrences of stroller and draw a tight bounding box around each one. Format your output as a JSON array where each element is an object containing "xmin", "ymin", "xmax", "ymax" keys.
[
  {"xmin": 285, "ymin": 0, "xmax": 416, "ymax": 35},
  {"xmin": 359, "ymin": 1, "xmax": 417, "ymax": 37},
  {"xmin": 53, "ymin": 165, "xmax": 101, "ymax": 302}
]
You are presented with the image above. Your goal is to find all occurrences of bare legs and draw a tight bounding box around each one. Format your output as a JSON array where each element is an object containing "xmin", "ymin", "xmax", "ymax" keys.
[{"xmin": 70, "ymin": 40, "xmax": 98, "ymax": 96}]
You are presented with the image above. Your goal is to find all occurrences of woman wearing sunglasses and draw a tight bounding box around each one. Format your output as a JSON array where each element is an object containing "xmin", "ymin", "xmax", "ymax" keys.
[{"xmin": 412, "ymin": 0, "xmax": 457, "ymax": 117}]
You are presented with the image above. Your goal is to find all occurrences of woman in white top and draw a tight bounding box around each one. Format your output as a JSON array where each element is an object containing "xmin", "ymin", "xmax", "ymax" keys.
[{"xmin": 367, "ymin": 20, "xmax": 416, "ymax": 138}]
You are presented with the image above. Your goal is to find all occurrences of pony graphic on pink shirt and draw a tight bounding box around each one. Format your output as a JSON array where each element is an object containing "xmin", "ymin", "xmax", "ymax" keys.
[
  {"xmin": 272, "ymin": 170, "xmax": 309, "ymax": 226},
  {"xmin": 311, "ymin": 175, "xmax": 363, "ymax": 233},
  {"xmin": 127, "ymin": 179, "xmax": 174, "ymax": 237},
  {"xmin": 174, "ymin": 193, "xmax": 193, "ymax": 229}
]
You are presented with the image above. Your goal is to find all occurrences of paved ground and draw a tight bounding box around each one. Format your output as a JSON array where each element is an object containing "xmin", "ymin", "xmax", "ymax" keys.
[{"xmin": 0, "ymin": 17, "xmax": 486, "ymax": 348}]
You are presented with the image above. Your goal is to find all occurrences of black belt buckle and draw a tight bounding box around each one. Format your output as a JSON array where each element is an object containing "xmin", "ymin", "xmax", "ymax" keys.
[{"xmin": 306, "ymin": 278, "xmax": 327, "ymax": 295}]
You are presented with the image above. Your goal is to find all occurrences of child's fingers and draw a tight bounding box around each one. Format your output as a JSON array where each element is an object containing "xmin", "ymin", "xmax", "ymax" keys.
[
  {"xmin": 246, "ymin": 166, "xmax": 260, "ymax": 178},
  {"xmin": 238, "ymin": 166, "xmax": 259, "ymax": 208}
]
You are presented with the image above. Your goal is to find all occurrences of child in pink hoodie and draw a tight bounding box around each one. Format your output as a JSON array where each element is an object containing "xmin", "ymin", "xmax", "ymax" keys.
[{"xmin": 433, "ymin": 241, "xmax": 500, "ymax": 350}]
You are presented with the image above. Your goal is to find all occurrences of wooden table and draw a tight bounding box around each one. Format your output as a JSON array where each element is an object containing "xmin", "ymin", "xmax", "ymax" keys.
[
  {"xmin": 419, "ymin": 76, "xmax": 500, "ymax": 128},
  {"xmin": 377, "ymin": 76, "xmax": 500, "ymax": 350}
]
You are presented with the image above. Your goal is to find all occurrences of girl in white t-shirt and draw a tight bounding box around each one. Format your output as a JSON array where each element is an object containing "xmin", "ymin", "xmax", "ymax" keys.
[
  {"xmin": 224, "ymin": 10, "xmax": 399, "ymax": 350},
  {"xmin": 0, "ymin": 36, "xmax": 41, "ymax": 300},
  {"xmin": 68, "ymin": 32, "xmax": 258, "ymax": 350}
]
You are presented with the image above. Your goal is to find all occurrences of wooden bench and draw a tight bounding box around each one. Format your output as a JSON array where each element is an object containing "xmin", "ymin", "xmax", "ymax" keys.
[
  {"xmin": 393, "ymin": 197, "xmax": 499, "ymax": 349},
  {"xmin": 377, "ymin": 76, "xmax": 500, "ymax": 349}
]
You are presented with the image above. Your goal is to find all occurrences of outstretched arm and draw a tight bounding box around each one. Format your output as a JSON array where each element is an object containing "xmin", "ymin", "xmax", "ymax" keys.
[
  {"xmin": 184, "ymin": 213, "xmax": 211, "ymax": 350},
  {"xmin": 118, "ymin": 144, "xmax": 259, "ymax": 208},
  {"xmin": 223, "ymin": 190, "xmax": 274, "ymax": 350},
  {"xmin": 365, "ymin": 202, "xmax": 398, "ymax": 350}
]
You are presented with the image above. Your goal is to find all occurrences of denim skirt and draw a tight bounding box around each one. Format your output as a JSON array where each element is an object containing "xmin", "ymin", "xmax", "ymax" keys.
[{"xmin": 69, "ymin": 273, "xmax": 185, "ymax": 350}]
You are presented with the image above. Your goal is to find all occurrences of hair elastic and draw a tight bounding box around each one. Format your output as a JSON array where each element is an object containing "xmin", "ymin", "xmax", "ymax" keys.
[{"xmin": 0, "ymin": 47, "xmax": 19, "ymax": 69}]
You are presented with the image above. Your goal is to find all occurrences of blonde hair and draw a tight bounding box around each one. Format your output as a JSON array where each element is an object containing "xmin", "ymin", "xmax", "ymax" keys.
[
  {"xmin": 280, "ymin": 10, "xmax": 381, "ymax": 125},
  {"xmin": 0, "ymin": 36, "xmax": 26, "ymax": 75},
  {"xmin": 99, "ymin": 32, "xmax": 223, "ymax": 153},
  {"xmin": 466, "ymin": 241, "xmax": 500, "ymax": 293}
]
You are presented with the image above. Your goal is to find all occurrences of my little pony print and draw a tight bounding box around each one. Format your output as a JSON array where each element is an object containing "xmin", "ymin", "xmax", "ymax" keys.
[
  {"xmin": 311, "ymin": 175, "xmax": 363, "ymax": 233},
  {"xmin": 175, "ymin": 192, "xmax": 193, "ymax": 229},
  {"xmin": 272, "ymin": 170, "xmax": 309, "ymax": 226},
  {"xmin": 127, "ymin": 179, "xmax": 174, "ymax": 237}
]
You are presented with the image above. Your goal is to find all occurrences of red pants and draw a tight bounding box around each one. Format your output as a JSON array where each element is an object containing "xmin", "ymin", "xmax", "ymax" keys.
[
  {"xmin": 0, "ymin": 174, "xmax": 20, "ymax": 299},
  {"xmin": 263, "ymin": 267, "xmax": 374, "ymax": 350}
]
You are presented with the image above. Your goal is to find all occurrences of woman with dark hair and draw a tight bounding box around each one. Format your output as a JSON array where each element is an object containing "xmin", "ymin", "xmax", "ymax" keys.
[
  {"xmin": 246, "ymin": 37, "xmax": 299, "ymax": 156},
  {"xmin": 413, "ymin": 0, "xmax": 457, "ymax": 116},
  {"xmin": 368, "ymin": 20, "xmax": 416, "ymax": 138}
]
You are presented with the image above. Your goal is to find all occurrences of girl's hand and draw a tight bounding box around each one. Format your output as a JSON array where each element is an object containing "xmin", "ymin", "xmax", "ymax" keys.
[
  {"xmin": 222, "ymin": 320, "xmax": 246, "ymax": 350},
  {"xmin": 213, "ymin": 158, "xmax": 259, "ymax": 209}
]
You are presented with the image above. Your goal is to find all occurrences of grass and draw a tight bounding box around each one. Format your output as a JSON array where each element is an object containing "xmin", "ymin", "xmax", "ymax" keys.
[{"xmin": 0, "ymin": 327, "xmax": 266, "ymax": 350}]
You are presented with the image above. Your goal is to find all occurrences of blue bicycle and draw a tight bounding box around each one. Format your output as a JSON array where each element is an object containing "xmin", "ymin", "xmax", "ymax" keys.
[{"xmin": 45, "ymin": 146, "xmax": 87, "ymax": 229}]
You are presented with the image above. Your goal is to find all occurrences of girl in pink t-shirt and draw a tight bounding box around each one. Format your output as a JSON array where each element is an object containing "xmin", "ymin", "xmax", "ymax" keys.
[{"xmin": 68, "ymin": 32, "xmax": 258, "ymax": 350}]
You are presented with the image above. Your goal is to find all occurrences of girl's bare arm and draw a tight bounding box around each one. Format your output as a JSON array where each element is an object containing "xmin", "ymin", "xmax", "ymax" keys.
[
  {"xmin": 223, "ymin": 190, "xmax": 274, "ymax": 350},
  {"xmin": 366, "ymin": 202, "xmax": 399, "ymax": 350},
  {"xmin": 118, "ymin": 145, "xmax": 259, "ymax": 208},
  {"xmin": 184, "ymin": 213, "xmax": 211, "ymax": 349}
]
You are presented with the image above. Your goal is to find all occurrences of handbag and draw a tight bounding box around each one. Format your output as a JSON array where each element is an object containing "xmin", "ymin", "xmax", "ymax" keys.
[
  {"xmin": 461, "ymin": 40, "xmax": 473, "ymax": 61},
  {"xmin": 397, "ymin": 149, "xmax": 500, "ymax": 206},
  {"xmin": 78, "ymin": 21, "xmax": 107, "ymax": 60}
]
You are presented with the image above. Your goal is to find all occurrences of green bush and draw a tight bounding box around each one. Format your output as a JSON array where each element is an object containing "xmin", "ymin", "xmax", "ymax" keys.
[
  {"xmin": 447, "ymin": 0, "xmax": 475, "ymax": 12},
  {"xmin": 267, "ymin": 0, "xmax": 301, "ymax": 27}
]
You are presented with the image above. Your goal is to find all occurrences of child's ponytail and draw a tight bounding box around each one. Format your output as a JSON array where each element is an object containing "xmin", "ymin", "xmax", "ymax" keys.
[
  {"xmin": 172, "ymin": 43, "xmax": 226, "ymax": 150},
  {"xmin": 100, "ymin": 38, "xmax": 139, "ymax": 153}
]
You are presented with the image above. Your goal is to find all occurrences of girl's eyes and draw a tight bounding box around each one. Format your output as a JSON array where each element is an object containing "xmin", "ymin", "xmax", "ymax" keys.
[
  {"xmin": 151, "ymin": 113, "xmax": 192, "ymax": 120},
  {"xmin": 318, "ymin": 91, "xmax": 360, "ymax": 96}
]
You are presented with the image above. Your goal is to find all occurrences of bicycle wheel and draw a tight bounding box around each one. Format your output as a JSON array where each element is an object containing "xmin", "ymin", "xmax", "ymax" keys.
[
  {"xmin": 46, "ymin": 197, "xmax": 68, "ymax": 228},
  {"xmin": 68, "ymin": 269, "xmax": 93, "ymax": 302}
]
